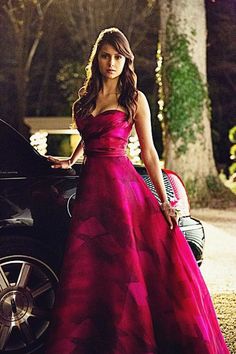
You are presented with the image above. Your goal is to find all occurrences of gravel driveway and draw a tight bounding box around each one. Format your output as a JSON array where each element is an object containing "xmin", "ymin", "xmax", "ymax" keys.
[{"xmin": 192, "ymin": 208, "xmax": 236, "ymax": 353}]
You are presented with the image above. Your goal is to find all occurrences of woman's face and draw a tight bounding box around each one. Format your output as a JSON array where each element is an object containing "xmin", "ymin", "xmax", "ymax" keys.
[{"xmin": 97, "ymin": 43, "xmax": 126, "ymax": 80}]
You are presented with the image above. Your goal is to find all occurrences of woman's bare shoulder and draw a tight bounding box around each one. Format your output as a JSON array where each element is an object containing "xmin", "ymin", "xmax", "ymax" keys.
[
  {"xmin": 135, "ymin": 90, "xmax": 150, "ymax": 119},
  {"xmin": 137, "ymin": 90, "xmax": 147, "ymax": 102}
]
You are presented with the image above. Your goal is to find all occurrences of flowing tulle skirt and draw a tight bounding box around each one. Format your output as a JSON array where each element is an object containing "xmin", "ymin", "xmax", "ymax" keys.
[{"xmin": 45, "ymin": 155, "xmax": 229, "ymax": 354}]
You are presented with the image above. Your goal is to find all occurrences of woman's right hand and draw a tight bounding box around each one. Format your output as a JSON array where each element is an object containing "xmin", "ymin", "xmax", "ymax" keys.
[{"xmin": 46, "ymin": 156, "xmax": 72, "ymax": 169}]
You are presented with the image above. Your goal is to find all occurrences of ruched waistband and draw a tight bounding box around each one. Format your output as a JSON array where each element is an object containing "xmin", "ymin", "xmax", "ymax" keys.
[{"xmin": 84, "ymin": 148, "xmax": 127, "ymax": 158}]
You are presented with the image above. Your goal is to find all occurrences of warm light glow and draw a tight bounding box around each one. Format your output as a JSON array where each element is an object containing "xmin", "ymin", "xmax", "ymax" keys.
[
  {"xmin": 156, "ymin": 42, "xmax": 164, "ymax": 123},
  {"xmin": 30, "ymin": 131, "xmax": 48, "ymax": 155},
  {"xmin": 126, "ymin": 130, "xmax": 142, "ymax": 164}
]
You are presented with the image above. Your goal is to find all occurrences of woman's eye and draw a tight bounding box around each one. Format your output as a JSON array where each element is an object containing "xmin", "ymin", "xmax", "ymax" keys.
[
  {"xmin": 100, "ymin": 53, "xmax": 110, "ymax": 59},
  {"xmin": 100, "ymin": 53, "xmax": 123, "ymax": 61}
]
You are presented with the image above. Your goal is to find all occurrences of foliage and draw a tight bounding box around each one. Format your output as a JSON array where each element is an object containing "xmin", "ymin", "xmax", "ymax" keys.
[
  {"xmin": 229, "ymin": 126, "xmax": 236, "ymax": 176},
  {"xmin": 57, "ymin": 61, "xmax": 86, "ymax": 105},
  {"xmin": 229, "ymin": 126, "xmax": 236, "ymax": 143},
  {"xmin": 229, "ymin": 163, "xmax": 236, "ymax": 176},
  {"xmin": 185, "ymin": 174, "xmax": 235, "ymax": 208},
  {"xmin": 161, "ymin": 16, "xmax": 207, "ymax": 155},
  {"xmin": 206, "ymin": 174, "xmax": 223, "ymax": 193},
  {"xmin": 47, "ymin": 135, "xmax": 71, "ymax": 157}
]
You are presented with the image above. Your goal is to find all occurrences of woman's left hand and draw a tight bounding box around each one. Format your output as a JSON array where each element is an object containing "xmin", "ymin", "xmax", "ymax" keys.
[{"xmin": 160, "ymin": 201, "xmax": 178, "ymax": 230}]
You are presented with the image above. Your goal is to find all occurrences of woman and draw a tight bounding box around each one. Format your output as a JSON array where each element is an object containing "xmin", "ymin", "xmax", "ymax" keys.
[{"xmin": 45, "ymin": 28, "xmax": 229, "ymax": 354}]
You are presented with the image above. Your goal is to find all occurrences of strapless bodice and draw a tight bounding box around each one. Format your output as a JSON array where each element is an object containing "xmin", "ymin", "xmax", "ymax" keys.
[{"xmin": 75, "ymin": 109, "xmax": 133, "ymax": 157}]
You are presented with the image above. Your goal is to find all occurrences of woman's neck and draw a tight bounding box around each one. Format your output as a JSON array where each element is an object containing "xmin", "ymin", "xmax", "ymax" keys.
[{"xmin": 100, "ymin": 78, "xmax": 120, "ymax": 96}]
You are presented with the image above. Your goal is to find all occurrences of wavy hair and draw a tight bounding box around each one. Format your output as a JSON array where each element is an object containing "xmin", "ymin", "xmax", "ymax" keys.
[{"xmin": 73, "ymin": 27, "xmax": 138, "ymax": 122}]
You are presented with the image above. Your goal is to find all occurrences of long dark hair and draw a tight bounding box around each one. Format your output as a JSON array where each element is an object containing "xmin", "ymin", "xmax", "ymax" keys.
[{"xmin": 73, "ymin": 27, "xmax": 138, "ymax": 122}]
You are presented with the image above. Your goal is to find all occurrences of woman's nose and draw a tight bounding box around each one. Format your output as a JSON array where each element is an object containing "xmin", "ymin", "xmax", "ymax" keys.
[{"xmin": 109, "ymin": 56, "xmax": 115, "ymax": 67}]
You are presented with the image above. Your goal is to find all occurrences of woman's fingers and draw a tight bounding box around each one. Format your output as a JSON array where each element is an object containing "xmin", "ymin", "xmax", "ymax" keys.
[
  {"xmin": 46, "ymin": 156, "xmax": 71, "ymax": 170},
  {"xmin": 47, "ymin": 156, "xmax": 58, "ymax": 163},
  {"xmin": 51, "ymin": 164, "xmax": 62, "ymax": 169},
  {"xmin": 161, "ymin": 208, "xmax": 176, "ymax": 230},
  {"xmin": 46, "ymin": 156, "xmax": 63, "ymax": 168},
  {"xmin": 167, "ymin": 215, "xmax": 173, "ymax": 230},
  {"xmin": 50, "ymin": 160, "xmax": 71, "ymax": 169}
]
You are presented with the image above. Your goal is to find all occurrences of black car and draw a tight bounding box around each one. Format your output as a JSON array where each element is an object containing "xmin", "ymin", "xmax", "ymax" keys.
[{"xmin": 0, "ymin": 119, "xmax": 205, "ymax": 354}]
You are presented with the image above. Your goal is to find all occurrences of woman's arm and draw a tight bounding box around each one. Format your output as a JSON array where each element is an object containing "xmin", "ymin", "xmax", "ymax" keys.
[
  {"xmin": 46, "ymin": 138, "xmax": 84, "ymax": 169},
  {"xmin": 134, "ymin": 91, "xmax": 176, "ymax": 229}
]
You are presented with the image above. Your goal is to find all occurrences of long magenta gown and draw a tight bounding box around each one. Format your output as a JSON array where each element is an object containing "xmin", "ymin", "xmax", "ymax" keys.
[{"xmin": 45, "ymin": 110, "xmax": 229, "ymax": 354}]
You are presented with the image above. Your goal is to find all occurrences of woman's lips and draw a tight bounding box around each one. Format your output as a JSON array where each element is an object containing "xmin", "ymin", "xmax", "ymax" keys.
[{"xmin": 107, "ymin": 69, "xmax": 115, "ymax": 73}]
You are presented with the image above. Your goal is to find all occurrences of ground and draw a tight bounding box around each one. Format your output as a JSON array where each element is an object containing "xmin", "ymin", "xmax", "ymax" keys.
[{"xmin": 192, "ymin": 207, "xmax": 236, "ymax": 353}]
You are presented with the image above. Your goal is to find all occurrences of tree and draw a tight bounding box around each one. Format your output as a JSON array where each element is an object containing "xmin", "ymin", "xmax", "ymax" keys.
[
  {"xmin": 59, "ymin": 0, "xmax": 156, "ymax": 61},
  {"xmin": 157, "ymin": 0, "xmax": 234, "ymax": 206},
  {"xmin": 1, "ymin": 0, "xmax": 160, "ymax": 124},
  {"xmin": 2, "ymin": 0, "xmax": 54, "ymax": 135}
]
